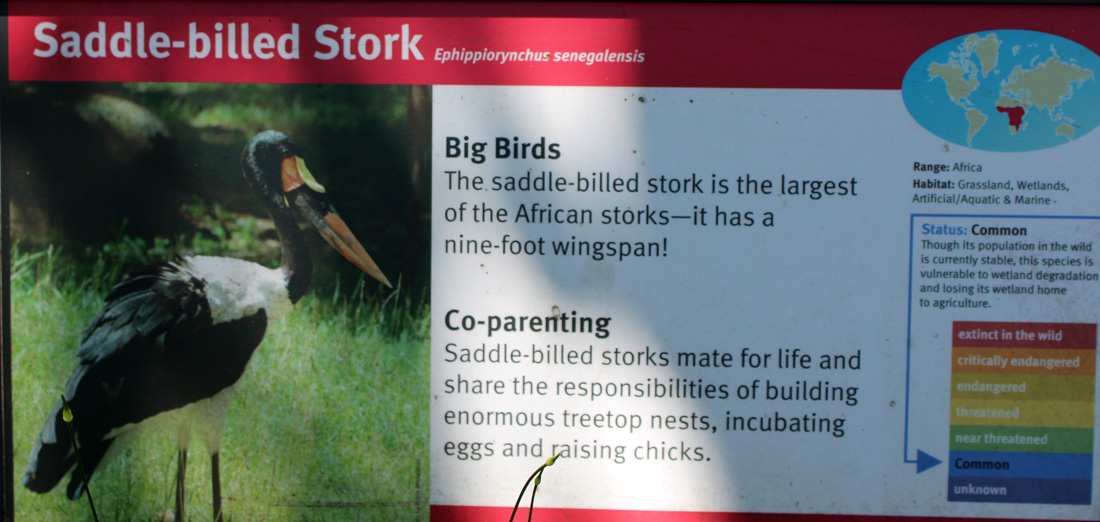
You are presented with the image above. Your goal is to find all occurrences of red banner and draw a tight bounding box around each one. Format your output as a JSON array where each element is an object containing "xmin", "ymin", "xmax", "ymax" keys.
[{"xmin": 9, "ymin": 3, "xmax": 1100, "ymax": 88}]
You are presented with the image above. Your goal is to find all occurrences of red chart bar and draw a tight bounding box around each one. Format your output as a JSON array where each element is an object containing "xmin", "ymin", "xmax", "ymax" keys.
[{"xmin": 952, "ymin": 321, "xmax": 1096, "ymax": 350}]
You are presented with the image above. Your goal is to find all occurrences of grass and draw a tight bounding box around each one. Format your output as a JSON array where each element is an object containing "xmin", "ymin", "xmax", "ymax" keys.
[{"xmin": 10, "ymin": 242, "xmax": 430, "ymax": 521}]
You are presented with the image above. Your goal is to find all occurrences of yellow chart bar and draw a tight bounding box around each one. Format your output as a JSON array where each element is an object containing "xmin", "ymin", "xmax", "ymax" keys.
[
  {"xmin": 950, "ymin": 399, "xmax": 1095, "ymax": 428},
  {"xmin": 951, "ymin": 373, "xmax": 1095, "ymax": 401}
]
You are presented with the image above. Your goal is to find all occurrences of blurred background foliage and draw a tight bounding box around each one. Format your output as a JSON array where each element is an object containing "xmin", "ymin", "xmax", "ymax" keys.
[{"xmin": 4, "ymin": 82, "xmax": 431, "ymax": 299}]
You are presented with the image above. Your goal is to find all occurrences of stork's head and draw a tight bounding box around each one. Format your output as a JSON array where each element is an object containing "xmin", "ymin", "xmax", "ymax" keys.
[{"xmin": 242, "ymin": 131, "xmax": 391, "ymax": 288}]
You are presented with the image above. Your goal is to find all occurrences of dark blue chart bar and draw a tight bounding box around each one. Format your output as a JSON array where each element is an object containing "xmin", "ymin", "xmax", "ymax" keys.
[{"xmin": 948, "ymin": 476, "xmax": 1092, "ymax": 505}]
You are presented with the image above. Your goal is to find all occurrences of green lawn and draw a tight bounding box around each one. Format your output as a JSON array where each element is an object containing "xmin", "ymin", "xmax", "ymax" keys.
[{"xmin": 11, "ymin": 246, "xmax": 431, "ymax": 521}]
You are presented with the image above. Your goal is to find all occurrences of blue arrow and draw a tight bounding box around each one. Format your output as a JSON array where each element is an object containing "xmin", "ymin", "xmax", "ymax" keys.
[
  {"xmin": 904, "ymin": 216, "xmax": 947, "ymax": 475},
  {"xmin": 916, "ymin": 449, "xmax": 942, "ymax": 473}
]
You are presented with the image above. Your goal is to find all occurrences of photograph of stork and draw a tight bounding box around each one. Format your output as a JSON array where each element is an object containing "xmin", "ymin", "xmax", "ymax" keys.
[{"xmin": 6, "ymin": 83, "xmax": 431, "ymax": 521}]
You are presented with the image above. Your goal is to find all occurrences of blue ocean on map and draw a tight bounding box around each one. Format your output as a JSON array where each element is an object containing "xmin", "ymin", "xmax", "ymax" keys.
[{"xmin": 903, "ymin": 30, "xmax": 1100, "ymax": 152}]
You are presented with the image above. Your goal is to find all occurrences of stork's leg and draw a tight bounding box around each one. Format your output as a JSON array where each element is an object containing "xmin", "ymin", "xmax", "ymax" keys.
[
  {"xmin": 175, "ymin": 449, "xmax": 187, "ymax": 522},
  {"xmin": 212, "ymin": 452, "xmax": 223, "ymax": 522}
]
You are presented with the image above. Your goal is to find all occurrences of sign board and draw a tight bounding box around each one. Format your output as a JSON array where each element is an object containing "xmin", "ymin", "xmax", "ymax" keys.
[{"xmin": 3, "ymin": 2, "xmax": 1099, "ymax": 521}]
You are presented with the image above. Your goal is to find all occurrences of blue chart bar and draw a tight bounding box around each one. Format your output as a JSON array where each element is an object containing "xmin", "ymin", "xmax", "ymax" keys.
[
  {"xmin": 947, "ymin": 450, "xmax": 1093, "ymax": 480},
  {"xmin": 948, "ymin": 476, "xmax": 1092, "ymax": 505},
  {"xmin": 947, "ymin": 449, "xmax": 1093, "ymax": 504}
]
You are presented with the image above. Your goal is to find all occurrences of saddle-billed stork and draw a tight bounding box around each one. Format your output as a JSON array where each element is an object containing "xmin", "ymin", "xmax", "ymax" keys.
[{"xmin": 23, "ymin": 131, "xmax": 391, "ymax": 521}]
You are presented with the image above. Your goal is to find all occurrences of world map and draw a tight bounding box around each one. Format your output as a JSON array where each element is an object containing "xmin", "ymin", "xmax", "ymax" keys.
[{"xmin": 903, "ymin": 30, "xmax": 1100, "ymax": 152}]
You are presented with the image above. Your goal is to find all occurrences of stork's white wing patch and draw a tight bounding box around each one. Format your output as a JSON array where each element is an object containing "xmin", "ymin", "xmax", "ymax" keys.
[{"xmin": 186, "ymin": 256, "xmax": 292, "ymax": 324}]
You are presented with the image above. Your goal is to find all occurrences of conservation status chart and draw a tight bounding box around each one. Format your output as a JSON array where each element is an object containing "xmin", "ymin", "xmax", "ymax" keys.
[{"xmin": 949, "ymin": 321, "xmax": 1095, "ymax": 504}]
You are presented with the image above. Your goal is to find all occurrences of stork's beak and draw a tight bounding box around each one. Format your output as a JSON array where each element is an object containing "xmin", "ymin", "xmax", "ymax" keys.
[{"xmin": 283, "ymin": 156, "xmax": 392, "ymax": 288}]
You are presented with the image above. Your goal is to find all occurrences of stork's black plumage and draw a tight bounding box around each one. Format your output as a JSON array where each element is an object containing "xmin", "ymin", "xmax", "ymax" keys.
[{"xmin": 24, "ymin": 131, "xmax": 390, "ymax": 521}]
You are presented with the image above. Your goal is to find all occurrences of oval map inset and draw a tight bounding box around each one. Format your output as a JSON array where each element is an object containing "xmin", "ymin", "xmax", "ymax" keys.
[{"xmin": 903, "ymin": 30, "xmax": 1100, "ymax": 152}]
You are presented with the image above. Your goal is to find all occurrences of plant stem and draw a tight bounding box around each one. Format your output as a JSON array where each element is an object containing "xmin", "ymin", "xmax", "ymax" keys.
[
  {"xmin": 509, "ymin": 466, "xmax": 543, "ymax": 522},
  {"xmin": 528, "ymin": 475, "xmax": 540, "ymax": 522},
  {"xmin": 509, "ymin": 453, "xmax": 560, "ymax": 522},
  {"xmin": 61, "ymin": 394, "xmax": 100, "ymax": 522}
]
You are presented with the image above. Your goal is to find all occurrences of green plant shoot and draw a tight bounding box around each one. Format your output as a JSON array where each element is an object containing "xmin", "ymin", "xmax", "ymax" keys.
[
  {"xmin": 61, "ymin": 394, "xmax": 100, "ymax": 522},
  {"xmin": 509, "ymin": 453, "xmax": 562, "ymax": 522}
]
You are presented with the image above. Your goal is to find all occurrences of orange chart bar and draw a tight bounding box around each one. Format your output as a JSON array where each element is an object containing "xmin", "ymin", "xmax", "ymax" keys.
[{"xmin": 951, "ymin": 347, "xmax": 1095, "ymax": 376}]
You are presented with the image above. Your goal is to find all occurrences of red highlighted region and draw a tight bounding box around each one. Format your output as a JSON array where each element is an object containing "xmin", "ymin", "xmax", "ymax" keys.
[
  {"xmin": 996, "ymin": 106, "xmax": 1026, "ymax": 132},
  {"xmin": 953, "ymin": 321, "xmax": 1096, "ymax": 350}
]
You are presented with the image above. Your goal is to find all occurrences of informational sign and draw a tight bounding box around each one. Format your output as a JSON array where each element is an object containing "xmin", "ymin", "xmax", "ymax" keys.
[{"xmin": 3, "ymin": 2, "xmax": 1099, "ymax": 522}]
